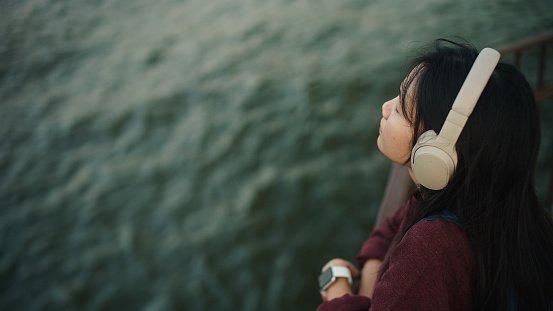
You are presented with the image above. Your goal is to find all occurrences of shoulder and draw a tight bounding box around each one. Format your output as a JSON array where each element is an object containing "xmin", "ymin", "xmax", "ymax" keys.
[
  {"xmin": 400, "ymin": 219, "xmax": 471, "ymax": 257},
  {"xmin": 392, "ymin": 218, "xmax": 474, "ymax": 278}
]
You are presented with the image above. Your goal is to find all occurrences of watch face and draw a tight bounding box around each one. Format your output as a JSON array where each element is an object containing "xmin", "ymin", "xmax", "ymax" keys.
[{"xmin": 318, "ymin": 268, "xmax": 333, "ymax": 289}]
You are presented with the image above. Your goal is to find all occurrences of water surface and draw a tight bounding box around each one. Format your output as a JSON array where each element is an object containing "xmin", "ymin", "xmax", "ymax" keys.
[{"xmin": 1, "ymin": 0, "xmax": 552, "ymax": 310}]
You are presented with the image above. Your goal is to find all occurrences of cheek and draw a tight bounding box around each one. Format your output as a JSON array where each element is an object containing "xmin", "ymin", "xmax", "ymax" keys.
[
  {"xmin": 377, "ymin": 117, "xmax": 414, "ymax": 164},
  {"xmin": 390, "ymin": 126, "xmax": 413, "ymax": 160},
  {"xmin": 399, "ymin": 130, "xmax": 413, "ymax": 151}
]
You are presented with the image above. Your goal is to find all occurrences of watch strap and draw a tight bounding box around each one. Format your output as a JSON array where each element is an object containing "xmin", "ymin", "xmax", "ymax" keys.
[{"xmin": 329, "ymin": 266, "xmax": 352, "ymax": 285}]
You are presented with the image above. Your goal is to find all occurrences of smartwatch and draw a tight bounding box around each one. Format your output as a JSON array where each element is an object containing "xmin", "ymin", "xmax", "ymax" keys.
[{"xmin": 318, "ymin": 266, "xmax": 352, "ymax": 297}]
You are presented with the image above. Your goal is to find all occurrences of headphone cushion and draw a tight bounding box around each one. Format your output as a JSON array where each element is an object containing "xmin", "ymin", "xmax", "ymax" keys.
[{"xmin": 412, "ymin": 145, "xmax": 456, "ymax": 190}]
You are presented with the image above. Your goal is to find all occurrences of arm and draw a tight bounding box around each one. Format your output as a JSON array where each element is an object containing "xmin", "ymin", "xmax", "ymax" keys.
[
  {"xmin": 357, "ymin": 259, "xmax": 382, "ymax": 298},
  {"xmin": 355, "ymin": 196, "xmax": 415, "ymax": 268},
  {"xmin": 353, "ymin": 197, "xmax": 414, "ymax": 298},
  {"xmin": 316, "ymin": 221, "xmax": 474, "ymax": 311},
  {"xmin": 316, "ymin": 197, "xmax": 412, "ymax": 309}
]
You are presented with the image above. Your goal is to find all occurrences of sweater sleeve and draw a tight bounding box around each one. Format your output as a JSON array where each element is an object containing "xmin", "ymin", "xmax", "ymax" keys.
[
  {"xmin": 355, "ymin": 197, "xmax": 415, "ymax": 268},
  {"xmin": 316, "ymin": 294, "xmax": 371, "ymax": 311},
  {"xmin": 316, "ymin": 220, "xmax": 474, "ymax": 311}
]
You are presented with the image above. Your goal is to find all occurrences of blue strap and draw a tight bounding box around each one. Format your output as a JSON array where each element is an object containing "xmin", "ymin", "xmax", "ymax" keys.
[{"xmin": 419, "ymin": 210, "xmax": 462, "ymax": 227}]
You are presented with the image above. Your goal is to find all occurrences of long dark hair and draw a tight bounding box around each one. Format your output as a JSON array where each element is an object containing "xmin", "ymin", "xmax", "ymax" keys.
[{"xmin": 386, "ymin": 39, "xmax": 553, "ymax": 310}]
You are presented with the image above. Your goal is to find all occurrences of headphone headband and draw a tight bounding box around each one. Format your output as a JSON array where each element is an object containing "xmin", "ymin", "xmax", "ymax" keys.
[
  {"xmin": 437, "ymin": 48, "xmax": 501, "ymax": 144},
  {"xmin": 411, "ymin": 48, "xmax": 501, "ymax": 190}
]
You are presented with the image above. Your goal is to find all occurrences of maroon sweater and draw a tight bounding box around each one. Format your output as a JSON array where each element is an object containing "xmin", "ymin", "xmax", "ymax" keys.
[{"xmin": 317, "ymin": 197, "xmax": 475, "ymax": 311}]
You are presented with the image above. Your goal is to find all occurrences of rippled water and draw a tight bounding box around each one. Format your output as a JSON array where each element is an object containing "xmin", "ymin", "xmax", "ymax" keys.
[{"xmin": 1, "ymin": 0, "xmax": 552, "ymax": 310}]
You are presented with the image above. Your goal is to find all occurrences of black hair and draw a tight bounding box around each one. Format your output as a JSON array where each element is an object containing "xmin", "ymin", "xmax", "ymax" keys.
[{"xmin": 385, "ymin": 39, "xmax": 553, "ymax": 310}]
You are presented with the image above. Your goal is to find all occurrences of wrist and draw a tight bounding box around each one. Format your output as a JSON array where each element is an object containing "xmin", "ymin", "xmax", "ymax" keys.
[
  {"xmin": 325, "ymin": 277, "xmax": 352, "ymax": 300},
  {"xmin": 319, "ymin": 266, "xmax": 353, "ymax": 298}
]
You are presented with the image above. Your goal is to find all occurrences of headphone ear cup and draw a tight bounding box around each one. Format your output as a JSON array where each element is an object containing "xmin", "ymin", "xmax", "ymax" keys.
[{"xmin": 411, "ymin": 130, "xmax": 456, "ymax": 190}]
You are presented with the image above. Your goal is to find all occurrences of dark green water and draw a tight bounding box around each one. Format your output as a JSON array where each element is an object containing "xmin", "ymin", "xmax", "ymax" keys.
[{"xmin": 1, "ymin": 0, "xmax": 552, "ymax": 310}]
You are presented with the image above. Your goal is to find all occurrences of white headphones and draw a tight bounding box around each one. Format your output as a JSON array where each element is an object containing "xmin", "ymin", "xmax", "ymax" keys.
[{"xmin": 410, "ymin": 48, "xmax": 501, "ymax": 190}]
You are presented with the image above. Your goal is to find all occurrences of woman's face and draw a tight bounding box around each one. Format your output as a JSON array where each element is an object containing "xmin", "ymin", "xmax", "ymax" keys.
[{"xmin": 377, "ymin": 94, "xmax": 414, "ymax": 166}]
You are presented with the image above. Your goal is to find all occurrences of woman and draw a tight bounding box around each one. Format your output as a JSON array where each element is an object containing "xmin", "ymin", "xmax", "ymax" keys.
[{"xmin": 316, "ymin": 39, "xmax": 553, "ymax": 311}]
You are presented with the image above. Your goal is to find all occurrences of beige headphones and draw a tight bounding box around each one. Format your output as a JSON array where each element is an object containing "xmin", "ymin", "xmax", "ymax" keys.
[{"xmin": 410, "ymin": 48, "xmax": 501, "ymax": 190}]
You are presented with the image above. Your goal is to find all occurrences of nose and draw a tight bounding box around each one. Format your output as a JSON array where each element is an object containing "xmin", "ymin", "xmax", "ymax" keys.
[{"xmin": 382, "ymin": 98, "xmax": 394, "ymax": 120}]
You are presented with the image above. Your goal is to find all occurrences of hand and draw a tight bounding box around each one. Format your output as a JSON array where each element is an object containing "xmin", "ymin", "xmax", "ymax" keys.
[{"xmin": 320, "ymin": 258, "xmax": 360, "ymax": 301}]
